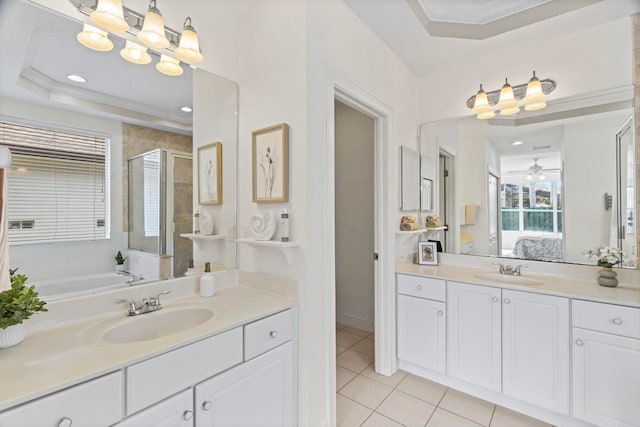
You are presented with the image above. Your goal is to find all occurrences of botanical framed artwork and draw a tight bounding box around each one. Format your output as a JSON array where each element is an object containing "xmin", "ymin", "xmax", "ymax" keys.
[
  {"xmin": 252, "ymin": 123, "xmax": 288, "ymax": 203},
  {"xmin": 418, "ymin": 241, "xmax": 438, "ymax": 265},
  {"xmin": 198, "ymin": 142, "xmax": 222, "ymax": 205}
]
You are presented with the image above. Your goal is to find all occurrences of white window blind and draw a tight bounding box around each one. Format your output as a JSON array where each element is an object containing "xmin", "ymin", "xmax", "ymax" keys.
[{"xmin": 1, "ymin": 120, "xmax": 108, "ymax": 244}]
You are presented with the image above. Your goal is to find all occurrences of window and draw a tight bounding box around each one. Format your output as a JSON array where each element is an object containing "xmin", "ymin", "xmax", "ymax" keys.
[
  {"xmin": 501, "ymin": 180, "xmax": 562, "ymax": 234},
  {"xmin": 1, "ymin": 120, "xmax": 108, "ymax": 244}
]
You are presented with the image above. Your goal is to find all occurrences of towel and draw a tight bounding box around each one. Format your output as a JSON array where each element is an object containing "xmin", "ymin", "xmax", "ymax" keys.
[
  {"xmin": 400, "ymin": 222, "xmax": 420, "ymax": 231},
  {"xmin": 426, "ymin": 215, "xmax": 442, "ymax": 228},
  {"xmin": 401, "ymin": 215, "xmax": 417, "ymax": 224}
]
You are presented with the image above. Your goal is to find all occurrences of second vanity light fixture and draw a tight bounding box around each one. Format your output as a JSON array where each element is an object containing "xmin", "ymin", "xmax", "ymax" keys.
[
  {"xmin": 73, "ymin": 0, "xmax": 203, "ymax": 77},
  {"xmin": 467, "ymin": 72, "xmax": 556, "ymax": 119}
]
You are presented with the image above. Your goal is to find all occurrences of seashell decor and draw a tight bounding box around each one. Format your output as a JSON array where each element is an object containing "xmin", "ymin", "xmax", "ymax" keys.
[{"xmin": 250, "ymin": 210, "xmax": 277, "ymax": 241}]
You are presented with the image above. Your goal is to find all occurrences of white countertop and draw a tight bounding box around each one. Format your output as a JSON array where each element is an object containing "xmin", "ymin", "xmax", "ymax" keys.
[
  {"xmin": 396, "ymin": 261, "xmax": 640, "ymax": 308},
  {"xmin": 0, "ymin": 283, "xmax": 295, "ymax": 411}
]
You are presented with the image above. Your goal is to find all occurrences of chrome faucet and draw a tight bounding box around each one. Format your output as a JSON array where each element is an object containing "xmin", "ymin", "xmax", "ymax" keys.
[
  {"xmin": 116, "ymin": 290, "xmax": 171, "ymax": 316},
  {"xmin": 117, "ymin": 270, "xmax": 139, "ymax": 284},
  {"xmin": 492, "ymin": 262, "xmax": 528, "ymax": 276}
]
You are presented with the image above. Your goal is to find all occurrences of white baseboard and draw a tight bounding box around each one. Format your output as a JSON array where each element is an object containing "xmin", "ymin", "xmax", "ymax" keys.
[{"xmin": 336, "ymin": 311, "xmax": 374, "ymax": 332}]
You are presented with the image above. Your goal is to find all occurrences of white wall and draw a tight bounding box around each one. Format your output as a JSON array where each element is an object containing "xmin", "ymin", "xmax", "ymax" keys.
[
  {"xmin": 335, "ymin": 101, "xmax": 375, "ymax": 331},
  {"xmin": 0, "ymin": 98, "xmax": 125, "ymax": 282}
]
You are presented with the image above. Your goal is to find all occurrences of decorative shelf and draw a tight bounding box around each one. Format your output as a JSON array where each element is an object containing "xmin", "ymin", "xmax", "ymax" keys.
[
  {"xmin": 395, "ymin": 226, "xmax": 447, "ymax": 235},
  {"xmin": 235, "ymin": 239, "xmax": 300, "ymax": 264},
  {"xmin": 180, "ymin": 233, "xmax": 227, "ymax": 241}
]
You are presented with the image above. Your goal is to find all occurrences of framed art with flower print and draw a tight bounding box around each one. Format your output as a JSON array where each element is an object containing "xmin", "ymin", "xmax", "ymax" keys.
[
  {"xmin": 198, "ymin": 142, "xmax": 222, "ymax": 205},
  {"xmin": 252, "ymin": 123, "xmax": 288, "ymax": 203}
]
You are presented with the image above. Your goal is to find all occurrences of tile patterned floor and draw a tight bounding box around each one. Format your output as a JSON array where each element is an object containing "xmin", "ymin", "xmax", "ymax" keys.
[{"xmin": 336, "ymin": 323, "xmax": 554, "ymax": 427}]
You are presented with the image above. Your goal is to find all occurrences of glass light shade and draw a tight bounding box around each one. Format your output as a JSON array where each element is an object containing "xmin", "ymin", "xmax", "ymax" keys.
[
  {"xmin": 524, "ymin": 73, "xmax": 546, "ymax": 111},
  {"xmin": 156, "ymin": 55, "xmax": 183, "ymax": 76},
  {"xmin": 137, "ymin": 6, "xmax": 170, "ymax": 48},
  {"xmin": 525, "ymin": 100, "xmax": 547, "ymax": 111},
  {"xmin": 477, "ymin": 110, "xmax": 496, "ymax": 120},
  {"xmin": 497, "ymin": 81, "xmax": 517, "ymax": 109},
  {"xmin": 538, "ymin": 173, "xmax": 546, "ymax": 181},
  {"xmin": 472, "ymin": 85, "xmax": 491, "ymax": 113},
  {"xmin": 500, "ymin": 105, "xmax": 520, "ymax": 115},
  {"xmin": 176, "ymin": 26, "xmax": 203, "ymax": 63},
  {"xmin": 77, "ymin": 24, "xmax": 113, "ymax": 51},
  {"xmin": 120, "ymin": 40, "xmax": 152, "ymax": 64},
  {"xmin": 90, "ymin": 0, "xmax": 128, "ymax": 32},
  {"xmin": 527, "ymin": 174, "xmax": 533, "ymax": 181}
]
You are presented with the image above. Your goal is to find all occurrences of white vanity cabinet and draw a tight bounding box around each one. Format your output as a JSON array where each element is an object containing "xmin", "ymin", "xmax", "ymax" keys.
[
  {"xmin": 447, "ymin": 281, "xmax": 502, "ymax": 391},
  {"xmin": 114, "ymin": 389, "xmax": 194, "ymax": 427},
  {"xmin": 502, "ymin": 289, "xmax": 569, "ymax": 414},
  {"xmin": 396, "ymin": 274, "xmax": 446, "ymax": 373},
  {"xmin": 572, "ymin": 300, "xmax": 640, "ymax": 427},
  {"xmin": 0, "ymin": 371, "xmax": 123, "ymax": 427}
]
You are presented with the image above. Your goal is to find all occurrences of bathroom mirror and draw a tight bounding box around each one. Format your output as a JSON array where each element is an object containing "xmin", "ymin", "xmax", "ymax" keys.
[
  {"xmin": 420, "ymin": 86, "xmax": 637, "ymax": 268},
  {"xmin": 0, "ymin": 0, "xmax": 238, "ymax": 297},
  {"xmin": 400, "ymin": 146, "xmax": 420, "ymax": 211}
]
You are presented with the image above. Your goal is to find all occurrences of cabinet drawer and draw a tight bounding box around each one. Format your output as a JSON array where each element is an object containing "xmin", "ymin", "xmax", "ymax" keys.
[
  {"xmin": 0, "ymin": 371, "xmax": 123, "ymax": 427},
  {"xmin": 126, "ymin": 327, "xmax": 243, "ymax": 415},
  {"xmin": 573, "ymin": 300, "xmax": 640, "ymax": 339},
  {"xmin": 397, "ymin": 274, "xmax": 445, "ymax": 301},
  {"xmin": 244, "ymin": 309, "xmax": 293, "ymax": 360}
]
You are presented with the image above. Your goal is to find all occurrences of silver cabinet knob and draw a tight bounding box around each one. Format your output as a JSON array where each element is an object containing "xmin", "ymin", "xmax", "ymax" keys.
[
  {"xmin": 202, "ymin": 401, "xmax": 213, "ymax": 411},
  {"xmin": 269, "ymin": 330, "xmax": 278, "ymax": 339},
  {"xmin": 437, "ymin": 310, "xmax": 444, "ymax": 316},
  {"xmin": 503, "ymin": 298, "xmax": 511, "ymax": 304},
  {"xmin": 416, "ymin": 285, "xmax": 423, "ymax": 291},
  {"xmin": 183, "ymin": 410, "xmax": 194, "ymax": 421},
  {"xmin": 612, "ymin": 318, "xmax": 623, "ymax": 325},
  {"xmin": 58, "ymin": 418, "xmax": 72, "ymax": 427},
  {"xmin": 491, "ymin": 297, "xmax": 499, "ymax": 303},
  {"xmin": 576, "ymin": 339, "xmax": 584, "ymax": 347}
]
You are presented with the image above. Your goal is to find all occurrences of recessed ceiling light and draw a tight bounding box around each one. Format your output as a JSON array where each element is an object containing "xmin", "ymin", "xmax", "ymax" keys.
[
  {"xmin": 66, "ymin": 74, "xmax": 87, "ymax": 83},
  {"xmin": 512, "ymin": 141, "xmax": 524, "ymax": 146},
  {"xmin": 180, "ymin": 106, "xmax": 193, "ymax": 113}
]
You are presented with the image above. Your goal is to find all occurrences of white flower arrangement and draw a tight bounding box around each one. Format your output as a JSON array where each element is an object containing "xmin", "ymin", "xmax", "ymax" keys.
[{"xmin": 583, "ymin": 246, "xmax": 624, "ymax": 268}]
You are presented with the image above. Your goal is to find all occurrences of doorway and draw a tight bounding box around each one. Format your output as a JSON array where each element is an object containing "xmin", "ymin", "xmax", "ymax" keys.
[
  {"xmin": 438, "ymin": 151, "xmax": 455, "ymax": 252},
  {"xmin": 488, "ymin": 172, "xmax": 500, "ymax": 256}
]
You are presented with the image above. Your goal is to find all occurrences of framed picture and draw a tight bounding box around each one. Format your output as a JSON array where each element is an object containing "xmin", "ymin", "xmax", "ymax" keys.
[
  {"xmin": 252, "ymin": 123, "xmax": 288, "ymax": 203},
  {"xmin": 198, "ymin": 142, "xmax": 222, "ymax": 205},
  {"xmin": 418, "ymin": 241, "xmax": 438, "ymax": 265}
]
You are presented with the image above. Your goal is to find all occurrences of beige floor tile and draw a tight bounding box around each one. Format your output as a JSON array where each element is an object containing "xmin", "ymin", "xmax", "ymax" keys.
[
  {"xmin": 336, "ymin": 345, "xmax": 348, "ymax": 356},
  {"xmin": 396, "ymin": 373, "xmax": 447, "ymax": 405},
  {"xmin": 336, "ymin": 349, "xmax": 374, "ymax": 373},
  {"xmin": 342, "ymin": 325, "xmax": 372, "ymax": 337},
  {"xmin": 490, "ymin": 406, "xmax": 552, "ymax": 427},
  {"xmin": 377, "ymin": 389, "xmax": 436, "ymax": 427},
  {"xmin": 361, "ymin": 412, "xmax": 404, "ymax": 427},
  {"xmin": 360, "ymin": 364, "xmax": 408, "ymax": 388},
  {"xmin": 351, "ymin": 336, "xmax": 375, "ymax": 357},
  {"xmin": 336, "ymin": 366, "xmax": 358, "ymax": 391},
  {"xmin": 337, "ymin": 394, "xmax": 372, "ymax": 427},
  {"xmin": 427, "ymin": 408, "xmax": 483, "ymax": 427},
  {"xmin": 336, "ymin": 323, "xmax": 347, "ymax": 331},
  {"xmin": 337, "ymin": 330, "xmax": 364, "ymax": 348},
  {"xmin": 439, "ymin": 389, "xmax": 495, "ymax": 426},
  {"xmin": 339, "ymin": 375, "xmax": 393, "ymax": 410}
]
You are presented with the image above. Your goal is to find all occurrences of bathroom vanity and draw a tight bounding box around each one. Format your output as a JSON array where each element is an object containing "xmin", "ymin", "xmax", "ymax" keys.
[
  {"xmin": 0, "ymin": 272, "xmax": 297, "ymax": 427},
  {"xmin": 396, "ymin": 262, "xmax": 640, "ymax": 427}
]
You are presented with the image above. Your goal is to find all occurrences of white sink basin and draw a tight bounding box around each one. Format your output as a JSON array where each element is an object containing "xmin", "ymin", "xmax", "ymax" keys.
[
  {"xmin": 103, "ymin": 308, "xmax": 214, "ymax": 344},
  {"xmin": 473, "ymin": 272, "xmax": 543, "ymax": 286}
]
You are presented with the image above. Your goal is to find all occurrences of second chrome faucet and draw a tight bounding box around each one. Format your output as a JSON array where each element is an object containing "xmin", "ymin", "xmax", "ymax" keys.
[
  {"xmin": 116, "ymin": 290, "xmax": 171, "ymax": 316},
  {"xmin": 492, "ymin": 262, "xmax": 528, "ymax": 276}
]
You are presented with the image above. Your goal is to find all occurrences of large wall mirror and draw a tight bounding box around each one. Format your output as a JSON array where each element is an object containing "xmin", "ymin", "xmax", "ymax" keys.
[
  {"xmin": 0, "ymin": 0, "xmax": 238, "ymax": 299},
  {"xmin": 421, "ymin": 86, "xmax": 636, "ymax": 269}
]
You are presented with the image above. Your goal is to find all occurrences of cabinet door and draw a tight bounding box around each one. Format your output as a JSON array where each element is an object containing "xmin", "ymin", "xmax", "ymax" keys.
[
  {"xmin": 397, "ymin": 294, "xmax": 445, "ymax": 373},
  {"xmin": 447, "ymin": 281, "xmax": 501, "ymax": 391},
  {"xmin": 502, "ymin": 290, "xmax": 569, "ymax": 414},
  {"xmin": 115, "ymin": 389, "xmax": 193, "ymax": 427},
  {"xmin": 195, "ymin": 341, "xmax": 295, "ymax": 427},
  {"xmin": 0, "ymin": 371, "xmax": 122, "ymax": 427},
  {"xmin": 573, "ymin": 327, "xmax": 640, "ymax": 427}
]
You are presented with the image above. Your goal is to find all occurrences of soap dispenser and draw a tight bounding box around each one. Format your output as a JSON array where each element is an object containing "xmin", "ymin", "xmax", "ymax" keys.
[{"xmin": 199, "ymin": 262, "xmax": 216, "ymax": 297}]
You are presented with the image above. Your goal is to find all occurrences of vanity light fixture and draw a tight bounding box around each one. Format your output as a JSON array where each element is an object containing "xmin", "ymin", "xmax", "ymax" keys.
[
  {"xmin": 120, "ymin": 40, "xmax": 152, "ymax": 64},
  {"xmin": 526, "ymin": 158, "xmax": 546, "ymax": 181},
  {"xmin": 156, "ymin": 54, "xmax": 183, "ymax": 76},
  {"xmin": 175, "ymin": 17, "xmax": 203, "ymax": 63},
  {"xmin": 466, "ymin": 72, "xmax": 556, "ymax": 119},
  {"xmin": 137, "ymin": 0, "xmax": 170, "ymax": 49},
  {"xmin": 77, "ymin": 23, "xmax": 113, "ymax": 51},
  {"xmin": 90, "ymin": 0, "xmax": 128, "ymax": 32}
]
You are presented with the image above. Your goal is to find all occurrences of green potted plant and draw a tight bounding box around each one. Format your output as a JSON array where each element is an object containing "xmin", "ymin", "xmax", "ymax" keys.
[
  {"xmin": 0, "ymin": 269, "xmax": 47, "ymax": 349},
  {"xmin": 115, "ymin": 250, "xmax": 127, "ymax": 272}
]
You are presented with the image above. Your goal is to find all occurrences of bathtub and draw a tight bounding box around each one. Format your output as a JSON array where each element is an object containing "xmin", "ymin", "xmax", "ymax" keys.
[{"xmin": 35, "ymin": 272, "xmax": 133, "ymax": 301}]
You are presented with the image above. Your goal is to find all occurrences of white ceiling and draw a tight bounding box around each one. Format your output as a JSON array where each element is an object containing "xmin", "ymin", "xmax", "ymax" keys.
[{"xmin": 343, "ymin": 0, "xmax": 640, "ymax": 76}]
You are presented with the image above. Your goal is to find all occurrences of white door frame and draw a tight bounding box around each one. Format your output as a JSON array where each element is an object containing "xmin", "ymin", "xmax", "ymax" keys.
[{"xmin": 324, "ymin": 70, "xmax": 396, "ymax": 422}]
